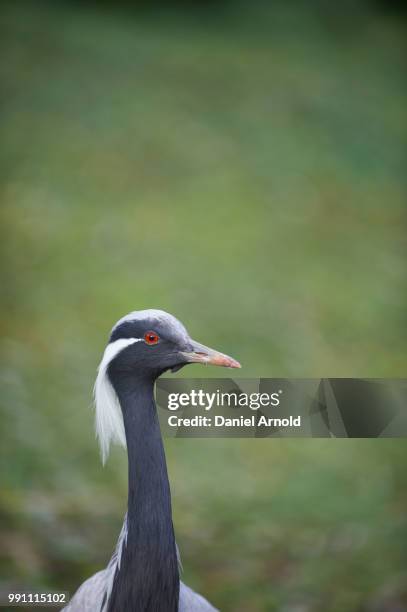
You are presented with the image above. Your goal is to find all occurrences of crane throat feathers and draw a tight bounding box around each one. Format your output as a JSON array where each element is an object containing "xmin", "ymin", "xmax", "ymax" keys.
[
  {"xmin": 94, "ymin": 323, "xmax": 187, "ymax": 464},
  {"xmin": 94, "ymin": 337, "xmax": 142, "ymax": 464}
]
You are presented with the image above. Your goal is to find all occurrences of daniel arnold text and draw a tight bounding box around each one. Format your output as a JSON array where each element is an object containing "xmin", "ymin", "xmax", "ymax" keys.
[{"xmin": 167, "ymin": 415, "xmax": 302, "ymax": 428}]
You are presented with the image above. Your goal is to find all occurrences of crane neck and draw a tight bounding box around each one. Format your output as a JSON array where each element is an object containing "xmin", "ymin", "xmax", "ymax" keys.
[{"xmin": 107, "ymin": 373, "xmax": 179, "ymax": 612}]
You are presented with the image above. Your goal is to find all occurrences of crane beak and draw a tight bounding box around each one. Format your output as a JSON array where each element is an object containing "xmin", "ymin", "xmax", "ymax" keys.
[{"xmin": 180, "ymin": 340, "xmax": 241, "ymax": 369}]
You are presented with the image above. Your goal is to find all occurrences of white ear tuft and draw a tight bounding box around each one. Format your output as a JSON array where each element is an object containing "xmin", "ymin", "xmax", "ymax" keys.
[{"xmin": 94, "ymin": 338, "xmax": 141, "ymax": 463}]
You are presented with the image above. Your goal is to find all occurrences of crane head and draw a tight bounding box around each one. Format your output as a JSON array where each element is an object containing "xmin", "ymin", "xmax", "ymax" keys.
[
  {"xmin": 107, "ymin": 309, "xmax": 241, "ymax": 378},
  {"xmin": 94, "ymin": 309, "xmax": 240, "ymax": 462}
]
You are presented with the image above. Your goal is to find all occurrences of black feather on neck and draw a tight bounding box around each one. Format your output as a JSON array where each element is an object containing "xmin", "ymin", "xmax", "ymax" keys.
[{"xmin": 107, "ymin": 370, "xmax": 179, "ymax": 612}]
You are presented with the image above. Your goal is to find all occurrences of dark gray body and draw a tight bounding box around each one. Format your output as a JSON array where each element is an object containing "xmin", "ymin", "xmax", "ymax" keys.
[
  {"xmin": 64, "ymin": 577, "xmax": 216, "ymax": 612},
  {"xmin": 63, "ymin": 516, "xmax": 217, "ymax": 612}
]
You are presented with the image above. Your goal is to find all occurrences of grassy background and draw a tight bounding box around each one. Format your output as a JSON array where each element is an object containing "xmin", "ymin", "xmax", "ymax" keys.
[{"xmin": 1, "ymin": 1, "xmax": 406, "ymax": 610}]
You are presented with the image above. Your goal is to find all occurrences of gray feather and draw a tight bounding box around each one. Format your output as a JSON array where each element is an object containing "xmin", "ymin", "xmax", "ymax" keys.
[
  {"xmin": 62, "ymin": 516, "xmax": 218, "ymax": 612},
  {"xmin": 63, "ymin": 574, "xmax": 217, "ymax": 612}
]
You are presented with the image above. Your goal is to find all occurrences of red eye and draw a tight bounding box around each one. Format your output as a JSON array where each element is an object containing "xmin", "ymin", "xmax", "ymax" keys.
[{"xmin": 144, "ymin": 331, "xmax": 160, "ymax": 345}]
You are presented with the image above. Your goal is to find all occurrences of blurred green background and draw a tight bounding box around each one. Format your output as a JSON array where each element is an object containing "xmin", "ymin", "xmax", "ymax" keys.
[{"xmin": 1, "ymin": 1, "xmax": 406, "ymax": 610}]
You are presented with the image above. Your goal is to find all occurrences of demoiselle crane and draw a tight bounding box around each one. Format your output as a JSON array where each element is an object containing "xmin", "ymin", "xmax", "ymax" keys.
[{"xmin": 63, "ymin": 309, "xmax": 241, "ymax": 612}]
